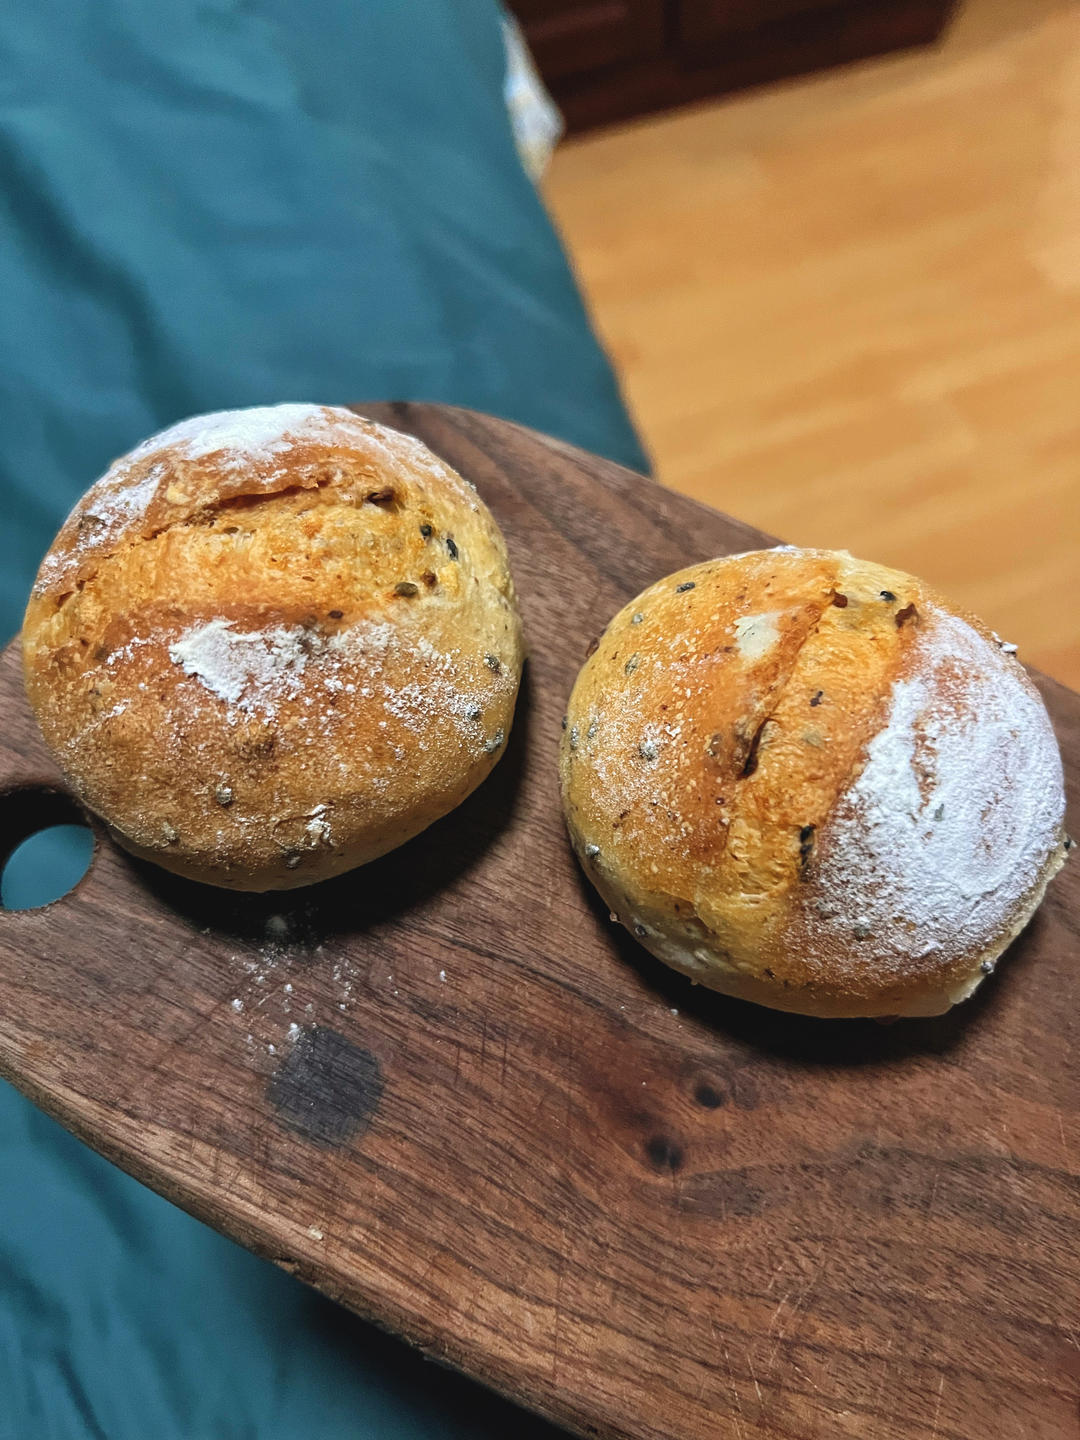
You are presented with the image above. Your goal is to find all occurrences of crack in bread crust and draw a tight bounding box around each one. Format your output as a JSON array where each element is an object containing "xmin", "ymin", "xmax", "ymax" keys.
[
  {"xmin": 23, "ymin": 407, "xmax": 523, "ymax": 892},
  {"xmin": 560, "ymin": 547, "xmax": 1067, "ymax": 1018}
]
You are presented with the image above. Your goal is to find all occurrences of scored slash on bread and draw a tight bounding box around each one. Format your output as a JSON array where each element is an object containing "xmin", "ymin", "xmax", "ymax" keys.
[
  {"xmin": 560, "ymin": 548, "xmax": 1068, "ymax": 1019},
  {"xmin": 22, "ymin": 405, "xmax": 525, "ymax": 891}
]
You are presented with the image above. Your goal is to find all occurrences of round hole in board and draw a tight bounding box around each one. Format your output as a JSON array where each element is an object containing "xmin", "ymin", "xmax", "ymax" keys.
[{"xmin": 0, "ymin": 788, "xmax": 95, "ymax": 911}]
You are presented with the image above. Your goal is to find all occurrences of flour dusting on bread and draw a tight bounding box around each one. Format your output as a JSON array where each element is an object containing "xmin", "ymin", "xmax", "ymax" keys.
[
  {"xmin": 560, "ymin": 548, "xmax": 1068, "ymax": 1018},
  {"xmin": 170, "ymin": 620, "xmax": 315, "ymax": 712},
  {"xmin": 166, "ymin": 616, "xmax": 504, "ymax": 742},
  {"xmin": 23, "ymin": 405, "xmax": 524, "ymax": 890},
  {"xmin": 801, "ymin": 606, "xmax": 1066, "ymax": 983},
  {"xmin": 733, "ymin": 611, "xmax": 780, "ymax": 661},
  {"xmin": 131, "ymin": 403, "xmax": 338, "ymax": 468}
]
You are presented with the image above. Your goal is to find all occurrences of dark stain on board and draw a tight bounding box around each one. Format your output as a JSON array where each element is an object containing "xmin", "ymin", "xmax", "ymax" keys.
[{"xmin": 267, "ymin": 1027, "xmax": 383, "ymax": 1146}]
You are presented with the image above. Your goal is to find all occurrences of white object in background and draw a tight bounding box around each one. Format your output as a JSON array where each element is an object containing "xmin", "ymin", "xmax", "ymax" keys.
[{"xmin": 502, "ymin": 14, "xmax": 564, "ymax": 181}]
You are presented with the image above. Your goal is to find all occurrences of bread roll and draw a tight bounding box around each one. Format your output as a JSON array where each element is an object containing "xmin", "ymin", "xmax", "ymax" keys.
[
  {"xmin": 23, "ymin": 404, "xmax": 524, "ymax": 890},
  {"xmin": 559, "ymin": 548, "xmax": 1068, "ymax": 1018}
]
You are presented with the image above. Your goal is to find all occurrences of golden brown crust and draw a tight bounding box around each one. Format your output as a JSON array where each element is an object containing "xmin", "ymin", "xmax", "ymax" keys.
[
  {"xmin": 560, "ymin": 548, "xmax": 1067, "ymax": 1018},
  {"xmin": 23, "ymin": 405, "xmax": 524, "ymax": 890}
]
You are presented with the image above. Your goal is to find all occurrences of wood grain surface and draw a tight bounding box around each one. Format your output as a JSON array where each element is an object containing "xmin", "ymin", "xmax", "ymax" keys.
[
  {"xmin": 1, "ymin": 404, "xmax": 1077, "ymax": 1440},
  {"xmin": 546, "ymin": 0, "xmax": 1080, "ymax": 687}
]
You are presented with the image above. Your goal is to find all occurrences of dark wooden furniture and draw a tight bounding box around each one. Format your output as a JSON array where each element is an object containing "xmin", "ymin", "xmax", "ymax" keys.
[
  {"xmin": 510, "ymin": 0, "xmax": 957, "ymax": 131},
  {"xmin": 1, "ymin": 405, "xmax": 1076, "ymax": 1440}
]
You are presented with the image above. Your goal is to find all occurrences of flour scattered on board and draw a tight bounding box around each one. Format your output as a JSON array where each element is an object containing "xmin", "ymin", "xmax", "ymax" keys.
[
  {"xmin": 224, "ymin": 905, "xmax": 379, "ymax": 1064},
  {"xmin": 231, "ymin": 933, "xmax": 336, "ymax": 1063}
]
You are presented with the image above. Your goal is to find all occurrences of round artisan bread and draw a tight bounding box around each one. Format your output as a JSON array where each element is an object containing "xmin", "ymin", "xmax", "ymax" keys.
[
  {"xmin": 23, "ymin": 404, "xmax": 524, "ymax": 890},
  {"xmin": 559, "ymin": 547, "xmax": 1068, "ymax": 1018}
]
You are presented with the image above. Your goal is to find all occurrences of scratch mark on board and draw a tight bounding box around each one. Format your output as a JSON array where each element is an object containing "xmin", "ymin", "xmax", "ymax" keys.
[
  {"xmin": 930, "ymin": 1374, "xmax": 945, "ymax": 1440},
  {"xmin": 721, "ymin": 1340, "xmax": 745, "ymax": 1440}
]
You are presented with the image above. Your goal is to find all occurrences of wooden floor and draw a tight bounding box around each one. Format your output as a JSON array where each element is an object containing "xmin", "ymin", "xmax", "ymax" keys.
[{"xmin": 545, "ymin": 0, "xmax": 1080, "ymax": 688}]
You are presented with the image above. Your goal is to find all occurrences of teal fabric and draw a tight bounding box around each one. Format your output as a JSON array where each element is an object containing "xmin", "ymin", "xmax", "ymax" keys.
[
  {"xmin": 0, "ymin": 2, "xmax": 645, "ymax": 1435},
  {"xmin": 0, "ymin": 0, "xmax": 647, "ymax": 636},
  {"xmin": 0, "ymin": 826, "xmax": 94, "ymax": 910}
]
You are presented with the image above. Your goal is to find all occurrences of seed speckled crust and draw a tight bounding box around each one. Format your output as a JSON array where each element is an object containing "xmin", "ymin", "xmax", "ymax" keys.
[
  {"xmin": 559, "ymin": 547, "xmax": 1067, "ymax": 1018},
  {"xmin": 23, "ymin": 405, "xmax": 525, "ymax": 891}
]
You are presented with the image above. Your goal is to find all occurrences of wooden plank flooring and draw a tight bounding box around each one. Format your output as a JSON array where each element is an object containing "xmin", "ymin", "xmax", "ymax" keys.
[{"xmin": 546, "ymin": 0, "xmax": 1080, "ymax": 686}]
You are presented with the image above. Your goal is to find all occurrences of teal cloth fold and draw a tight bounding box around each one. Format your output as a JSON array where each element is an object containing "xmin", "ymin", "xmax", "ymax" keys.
[{"xmin": 0, "ymin": 1, "xmax": 645, "ymax": 1434}]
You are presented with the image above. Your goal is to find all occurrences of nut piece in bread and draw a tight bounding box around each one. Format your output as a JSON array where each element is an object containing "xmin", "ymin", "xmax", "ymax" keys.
[
  {"xmin": 23, "ymin": 404, "xmax": 524, "ymax": 890},
  {"xmin": 560, "ymin": 548, "xmax": 1068, "ymax": 1018}
]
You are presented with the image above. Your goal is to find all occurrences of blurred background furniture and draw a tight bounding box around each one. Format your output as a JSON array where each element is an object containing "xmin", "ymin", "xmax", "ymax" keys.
[
  {"xmin": 545, "ymin": 0, "xmax": 1080, "ymax": 687},
  {"xmin": 508, "ymin": 0, "xmax": 957, "ymax": 130}
]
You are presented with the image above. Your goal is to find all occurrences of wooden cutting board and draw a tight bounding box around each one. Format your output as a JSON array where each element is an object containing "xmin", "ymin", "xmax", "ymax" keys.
[{"xmin": 1, "ymin": 404, "xmax": 1077, "ymax": 1440}]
